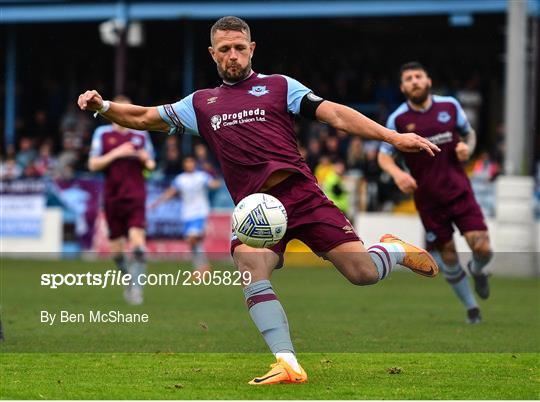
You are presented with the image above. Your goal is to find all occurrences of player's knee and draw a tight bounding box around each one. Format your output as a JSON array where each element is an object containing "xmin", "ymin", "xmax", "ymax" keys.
[
  {"xmin": 473, "ymin": 242, "xmax": 492, "ymax": 262},
  {"xmin": 439, "ymin": 243, "xmax": 458, "ymax": 266},
  {"xmin": 441, "ymin": 252, "xmax": 458, "ymax": 266},
  {"xmin": 469, "ymin": 233, "xmax": 492, "ymax": 260}
]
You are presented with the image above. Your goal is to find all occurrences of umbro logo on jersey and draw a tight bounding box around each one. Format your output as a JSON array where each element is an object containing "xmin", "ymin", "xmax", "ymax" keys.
[
  {"xmin": 207, "ymin": 96, "xmax": 218, "ymax": 104},
  {"xmin": 342, "ymin": 225, "xmax": 355, "ymax": 234},
  {"xmin": 406, "ymin": 123, "xmax": 416, "ymax": 132},
  {"xmin": 437, "ymin": 111, "xmax": 451, "ymax": 123},
  {"xmin": 248, "ymin": 86, "xmax": 270, "ymax": 97}
]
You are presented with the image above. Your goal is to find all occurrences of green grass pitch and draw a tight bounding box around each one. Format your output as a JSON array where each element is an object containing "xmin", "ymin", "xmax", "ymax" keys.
[{"xmin": 1, "ymin": 259, "xmax": 539, "ymax": 399}]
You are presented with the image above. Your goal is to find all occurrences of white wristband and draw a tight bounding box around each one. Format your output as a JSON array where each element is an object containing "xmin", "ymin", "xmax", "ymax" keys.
[{"xmin": 93, "ymin": 100, "xmax": 111, "ymax": 118}]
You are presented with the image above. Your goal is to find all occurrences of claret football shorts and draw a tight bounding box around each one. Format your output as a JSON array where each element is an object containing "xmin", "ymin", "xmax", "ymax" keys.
[
  {"xmin": 230, "ymin": 173, "xmax": 361, "ymax": 267},
  {"xmin": 418, "ymin": 190, "xmax": 488, "ymax": 249},
  {"xmin": 104, "ymin": 198, "xmax": 146, "ymax": 239}
]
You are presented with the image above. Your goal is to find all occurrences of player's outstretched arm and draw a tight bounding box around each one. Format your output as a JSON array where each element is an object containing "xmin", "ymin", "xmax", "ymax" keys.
[
  {"xmin": 149, "ymin": 187, "xmax": 178, "ymax": 209},
  {"xmin": 78, "ymin": 90, "xmax": 169, "ymax": 132},
  {"xmin": 315, "ymin": 101, "xmax": 440, "ymax": 156}
]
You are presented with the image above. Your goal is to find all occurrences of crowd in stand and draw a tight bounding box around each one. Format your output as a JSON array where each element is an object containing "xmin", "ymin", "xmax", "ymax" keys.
[{"xmin": 0, "ymin": 69, "xmax": 526, "ymax": 215}]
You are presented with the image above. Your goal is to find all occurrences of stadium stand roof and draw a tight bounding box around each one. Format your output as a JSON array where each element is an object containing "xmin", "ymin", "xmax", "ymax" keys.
[{"xmin": 1, "ymin": 0, "xmax": 539, "ymax": 23}]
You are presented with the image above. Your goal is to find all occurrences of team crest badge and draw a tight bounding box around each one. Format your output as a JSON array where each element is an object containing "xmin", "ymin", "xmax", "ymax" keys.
[
  {"xmin": 130, "ymin": 136, "xmax": 142, "ymax": 146},
  {"xmin": 248, "ymin": 86, "xmax": 270, "ymax": 97},
  {"xmin": 406, "ymin": 123, "xmax": 416, "ymax": 132},
  {"xmin": 210, "ymin": 115, "xmax": 222, "ymax": 131},
  {"xmin": 437, "ymin": 111, "xmax": 451, "ymax": 123}
]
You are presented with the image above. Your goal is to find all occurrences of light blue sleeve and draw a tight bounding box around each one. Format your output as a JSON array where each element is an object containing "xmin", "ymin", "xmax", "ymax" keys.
[
  {"xmin": 380, "ymin": 116, "xmax": 397, "ymax": 155},
  {"xmin": 143, "ymin": 131, "xmax": 155, "ymax": 159},
  {"xmin": 89, "ymin": 126, "xmax": 106, "ymax": 157},
  {"xmin": 452, "ymin": 98, "xmax": 472, "ymax": 135},
  {"xmin": 282, "ymin": 75, "xmax": 312, "ymax": 115},
  {"xmin": 157, "ymin": 93, "xmax": 199, "ymax": 136}
]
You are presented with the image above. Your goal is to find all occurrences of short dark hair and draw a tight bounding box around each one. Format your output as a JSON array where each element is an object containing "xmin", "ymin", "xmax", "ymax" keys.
[
  {"xmin": 210, "ymin": 16, "xmax": 251, "ymax": 45},
  {"xmin": 399, "ymin": 61, "xmax": 428, "ymax": 79}
]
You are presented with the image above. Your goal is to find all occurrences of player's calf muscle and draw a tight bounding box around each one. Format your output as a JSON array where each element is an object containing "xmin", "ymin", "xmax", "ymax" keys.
[{"xmin": 331, "ymin": 257, "xmax": 379, "ymax": 285}]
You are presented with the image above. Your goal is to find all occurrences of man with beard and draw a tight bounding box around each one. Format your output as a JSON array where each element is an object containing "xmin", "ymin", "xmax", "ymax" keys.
[
  {"xmin": 78, "ymin": 17, "xmax": 441, "ymax": 385},
  {"xmin": 378, "ymin": 62, "xmax": 493, "ymax": 325}
]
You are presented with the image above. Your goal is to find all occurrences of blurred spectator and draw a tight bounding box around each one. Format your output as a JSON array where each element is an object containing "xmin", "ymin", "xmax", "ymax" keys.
[
  {"xmin": 346, "ymin": 137, "xmax": 364, "ymax": 172},
  {"xmin": 323, "ymin": 135, "xmax": 343, "ymax": 162},
  {"xmin": 362, "ymin": 141, "xmax": 383, "ymax": 211},
  {"xmin": 194, "ymin": 143, "xmax": 219, "ymax": 176},
  {"xmin": 456, "ymin": 74, "xmax": 482, "ymax": 131},
  {"xmin": 29, "ymin": 109, "xmax": 53, "ymax": 141},
  {"xmin": 60, "ymin": 104, "xmax": 92, "ymax": 151},
  {"xmin": 323, "ymin": 160, "xmax": 350, "ymax": 218},
  {"xmin": 306, "ymin": 137, "xmax": 322, "ymax": 172},
  {"xmin": 33, "ymin": 140, "xmax": 58, "ymax": 177},
  {"xmin": 314, "ymin": 155, "xmax": 333, "ymax": 184},
  {"xmin": 471, "ymin": 151, "xmax": 500, "ymax": 217},
  {"xmin": 336, "ymin": 130, "xmax": 350, "ymax": 159},
  {"xmin": 0, "ymin": 155, "xmax": 23, "ymax": 180},
  {"xmin": 54, "ymin": 137, "xmax": 79, "ymax": 179},
  {"xmin": 15, "ymin": 137, "xmax": 37, "ymax": 171},
  {"xmin": 307, "ymin": 122, "xmax": 331, "ymax": 143},
  {"xmin": 160, "ymin": 136, "xmax": 183, "ymax": 177}
]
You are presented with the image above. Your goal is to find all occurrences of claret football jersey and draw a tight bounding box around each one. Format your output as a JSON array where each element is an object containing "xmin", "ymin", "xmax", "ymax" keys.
[
  {"xmin": 380, "ymin": 95, "xmax": 473, "ymax": 208},
  {"xmin": 89, "ymin": 125, "xmax": 154, "ymax": 203},
  {"xmin": 158, "ymin": 72, "xmax": 316, "ymax": 204}
]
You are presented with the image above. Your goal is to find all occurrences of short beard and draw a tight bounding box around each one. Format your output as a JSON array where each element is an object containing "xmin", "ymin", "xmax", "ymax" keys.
[
  {"xmin": 407, "ymin": 86, "xmax": 430, "ymax": 106},
  {"xmin": 217, "ymin": 60, "xmax": 252, "ymax": 83}
]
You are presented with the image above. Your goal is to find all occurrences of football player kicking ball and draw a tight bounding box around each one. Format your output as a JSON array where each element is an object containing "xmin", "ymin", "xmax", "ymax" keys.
[
  {"xmin": 88, "ymin": 95, "xmax": 156, "ymax": 305},
  {"xmin": 379, "ymin": 62, "xmax": 493, "ymax": 324},
  {"xmin": 78, "ymin": 17, "xmax": 440, "ymax": 385},
  {"xmin": 151, "ymin": 156, "xmax": 221, "ymax": 276}
]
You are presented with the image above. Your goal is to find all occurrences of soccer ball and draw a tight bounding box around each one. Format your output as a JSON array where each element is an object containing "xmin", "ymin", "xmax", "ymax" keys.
[{"xmin": 232, "ymin": 193, "xmax": 288, "ymax": 248}]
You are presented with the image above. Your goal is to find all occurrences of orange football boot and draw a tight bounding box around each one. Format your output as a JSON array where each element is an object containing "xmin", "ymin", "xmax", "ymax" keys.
[
  {"xmin": 248, "ymin": 358, "xmax": 308, "ymax": 385},
  {"xmin": 379, "ymin": 234, "xmax": 439, "ymax": 277}
]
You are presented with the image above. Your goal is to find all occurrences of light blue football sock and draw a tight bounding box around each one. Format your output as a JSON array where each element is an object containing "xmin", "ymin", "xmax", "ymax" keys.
[
  {"xmin": 130, "ymin": 246, "xmax": 146, "ymax": 290},
  {"xmin": 113, "ymin": 253, "xmax": 128, "ymax": 275},
  {"xmin": 469, "ymin": 251, "xmax": 493, "ymax": 275},
  {"xmin": 191, "ymin": 242, "xmax": 208, "ymax": 269},
  {"xmin": 432, "ymin": 251, "xmax": 478, "ymax": 310},
  {"xmin": 367, "ymin": 243, "xmax": 405, "ymax": 280},
  {"xmin": 244, "ymin": 280, "xmax": 294, "ymax": 354}
]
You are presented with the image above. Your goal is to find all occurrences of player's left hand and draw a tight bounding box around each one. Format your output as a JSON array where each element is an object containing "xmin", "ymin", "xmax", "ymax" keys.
[
  {"xmin": 137, "ymin": 149, "xmax": 151, "ymax": 163},
  {"xmin": 455, "ymin": 142, "xmax": 470, "ymax": 161},
  {"xmin": 392, "ymin": 133, "xmax": 440, "ymax": 156}
]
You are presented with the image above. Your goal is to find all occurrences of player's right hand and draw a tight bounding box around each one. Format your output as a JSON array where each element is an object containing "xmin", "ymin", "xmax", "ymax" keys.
[
  {"xmin": 77, "ymin": 90, "xmax": 103, "ymax": 112},
  {"xmin": 110, "ymin": 142, "xmax": 137, "ymax": 159},
  {"xmin": 392, "ymin": 132, "xmax": 440, "ymax": 156},
  {"xmin": 394, "ymin": 171, "xmax": 418, "ymax": 194}
]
